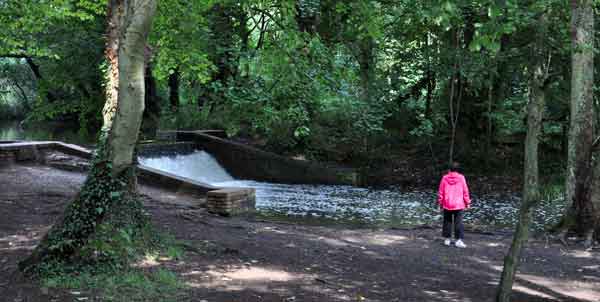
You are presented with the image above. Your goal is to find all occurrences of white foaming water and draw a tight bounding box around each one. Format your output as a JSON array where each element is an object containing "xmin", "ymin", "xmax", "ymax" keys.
[{"xmin": 139, "ymin": 151, "xmax": 234, "ymax": 184}]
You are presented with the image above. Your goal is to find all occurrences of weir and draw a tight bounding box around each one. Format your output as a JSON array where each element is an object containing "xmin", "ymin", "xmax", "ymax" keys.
[{"xmin": 158, "ymin": 131, "xmax": 360, "ymax": 186}]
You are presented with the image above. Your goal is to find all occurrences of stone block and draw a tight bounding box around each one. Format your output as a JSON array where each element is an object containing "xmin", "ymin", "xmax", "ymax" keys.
[{"xmin": 207, "ymin": 187, "xmax": 256, "ymax": 216}]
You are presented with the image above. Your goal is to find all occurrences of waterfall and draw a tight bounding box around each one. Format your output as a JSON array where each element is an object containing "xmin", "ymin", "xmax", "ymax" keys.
[{"xmin": 139, "ymin": 150, "xmax": 234, "ymax": 184}]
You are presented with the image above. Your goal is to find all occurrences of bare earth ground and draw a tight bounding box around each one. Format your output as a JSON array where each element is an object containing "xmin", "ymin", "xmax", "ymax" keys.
[{"xmin": 1, "ymin": 164, "xmax": 599, "ymax": 302}]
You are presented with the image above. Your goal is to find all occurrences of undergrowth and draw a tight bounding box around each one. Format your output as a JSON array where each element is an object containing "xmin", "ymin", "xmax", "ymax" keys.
[
  {"xmin": 38, "ymin": 229, "xmax": 188, "ymax": 301},
  {"xmin": 30, "ymin": 138, "xmax": 189, "ymax": 301}
]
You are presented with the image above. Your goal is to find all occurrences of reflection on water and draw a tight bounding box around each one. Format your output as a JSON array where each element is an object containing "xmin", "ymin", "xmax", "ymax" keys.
[
  {"xmin": 0, "ymin": 120, "xmax": 96, "ymax": 145},
  {"xmin": 140, "ymin": 151, "xmax": 567, "ymax": 229}
]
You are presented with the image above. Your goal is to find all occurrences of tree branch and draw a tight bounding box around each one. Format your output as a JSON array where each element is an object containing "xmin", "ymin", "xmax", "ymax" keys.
[{"xmin": 593, "ymin": 136, "xmax": 600, "ymax": 150}]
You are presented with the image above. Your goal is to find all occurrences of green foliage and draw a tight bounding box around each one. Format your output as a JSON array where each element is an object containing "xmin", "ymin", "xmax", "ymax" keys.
[
  {"xmin": 0, "ymin": 0, "xmax": 106, "ymax": 130},
  {"xmin": 0, "ymin": 0, "xmax": 582, "ymax": 171},
  {"xmin": 151, "ymin": 0, "xmax": 213, "ymax": 84}
]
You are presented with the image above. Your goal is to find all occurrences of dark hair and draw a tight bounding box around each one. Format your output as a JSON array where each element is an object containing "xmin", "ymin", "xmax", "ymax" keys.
[{"xmin": 449, "ymin": 161, "xmax": 461, "ymax": 172}]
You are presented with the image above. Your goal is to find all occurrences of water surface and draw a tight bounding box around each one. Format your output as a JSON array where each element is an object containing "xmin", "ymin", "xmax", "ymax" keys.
[{"xmin": 140, "ymin": 151, "xmax": 567, "ymax": 230}]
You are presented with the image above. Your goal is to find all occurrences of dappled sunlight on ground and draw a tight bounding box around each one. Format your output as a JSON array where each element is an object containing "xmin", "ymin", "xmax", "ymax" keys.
[
  {"xmin": 342, "ymin": 233, "xmax": 408, "ymax": 247},
  {"xmin": 512, "ymin": 285, "xmax": 557, "ymax": 300},
  {"xmin": 258, "ymin": 226, "xmax": 290, "ymax": 235},
  {"xmin": 486, "ymin": 242, "xmax": 504, "ymax": 248},
  {"xmin": 182, "ymin": 265, "xmax": 316, "ymax": 298},
  {"xmin": 0, "ymin": 232, "xmax": 44, "ymax": 252},
  {"xmin": 423, "ymin": 289, "xmax": 474, "ymax": 302},
  {"xmin": 517, "ymin": 273, "xmax": 600, "ymax": 301},
  {"xmin": 135, "ymin": 253, "xmax": 170, "ymax": 268},
  {"xmin": 567, "ymin": 250, "xmax": 595, "ymax": 259},
  {"xmin": 219, "ymin": 266, "xmax": 301, "ymax": 282},
  {"xmin": 184, "ymin": 265, "xmax": 311, "ymax": 286},
  {"xmin": 3, "ymin": 163, "xmax": 600, "ymax": 302}
]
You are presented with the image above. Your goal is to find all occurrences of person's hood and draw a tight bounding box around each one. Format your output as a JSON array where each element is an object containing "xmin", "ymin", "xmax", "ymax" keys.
[{"xmin": 445, "ymin": 172, "xmax": 462, "ymax": 185}]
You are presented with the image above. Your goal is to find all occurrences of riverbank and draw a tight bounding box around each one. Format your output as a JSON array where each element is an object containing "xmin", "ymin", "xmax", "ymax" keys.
[{"xmin": 1, "ymin": 163, "xmax": 599, "ymax": 302}]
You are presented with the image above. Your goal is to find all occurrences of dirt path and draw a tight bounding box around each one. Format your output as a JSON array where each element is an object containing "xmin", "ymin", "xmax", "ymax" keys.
[{"xmin": 1, "ymin": 164, "xmax": 599, "ymax": 302}]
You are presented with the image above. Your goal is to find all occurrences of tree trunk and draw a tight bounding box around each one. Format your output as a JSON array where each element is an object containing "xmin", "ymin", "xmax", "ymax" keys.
[
  {"xmin": 107, "ymin": 0, "xmax": 157, "ymax": 174},
  {"xmin": 168, "ymin": 67, "xmax": 180, "ymax": 111},
  {"xmin": 19, "ymin": 0, "xmax": 157, "ymax": 272},
  {"xmin": 238, "ymin": 6, "xmax": 250, "ymax": 80},
  {"xmin": 590, "ymin": 156, "xmax": 600, "ymax": 244},
  {"xmin": 485, "ymin": 70, "xmax": 494, "ymax": 168},
  {"xmin": 563, "ymin": 0, "xmax": 595, "ymax": 238},
  {"xmin": 144, "ymin": 58, "xmax": 160, "ymax": 125},
  {"xmin": 496, "ymin": 66, "xmax": 546, "ymax": 302},
  {"xmin": 101, "ymin": 0, "xmax": 122, "ymax": 132},
  {"xmin": 448, "ymin": 29, "xmax": 462, "ymax": 166},
  {"xmin": 357, "ymin": 37, "xmax": 375, "ymax": 103}
]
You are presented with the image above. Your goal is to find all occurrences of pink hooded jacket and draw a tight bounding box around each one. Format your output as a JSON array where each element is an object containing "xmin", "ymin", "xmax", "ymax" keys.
[{"xmin": 437, "ymin": 172, "xmax": 471, "ymax": 210}]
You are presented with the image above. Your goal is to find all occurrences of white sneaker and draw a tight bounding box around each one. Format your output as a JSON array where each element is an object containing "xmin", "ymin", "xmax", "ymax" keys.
[
  {"xmin": 444, "ymin": 239, "xmax": 451, "ymax": 246},
  {"xmin": 455, "ymin": 240, "xmax": 467, "ymax": 248}
]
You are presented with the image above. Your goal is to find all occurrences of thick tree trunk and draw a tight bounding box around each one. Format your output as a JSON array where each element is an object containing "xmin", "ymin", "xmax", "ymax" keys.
[
  {"xmin": 107, "ymin": 0, "xmax": 157, "ymax": 175},
  {"xmin": 496, "ymin": 68, "xmax": 546, "ymax": 302},
  {"xmin": 168, "ymin": 67, "xmax": 180, "ymax": 110},
  {"xmin": 19, "ymin": 0, "xmax": 157, "ymax": 272},
  {"xmin": 563, "ymin": 0, "xmax": 595, "ymax": 237}
]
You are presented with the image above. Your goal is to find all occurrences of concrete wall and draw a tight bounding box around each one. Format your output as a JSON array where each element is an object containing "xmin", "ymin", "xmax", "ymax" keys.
[
  {"xmin": 138, "ymin": 142, "xmax": 197, "ymax": 158},
  {"xmin": 172, "ymin": 131, "xmax": 359, "ymax": 186}
]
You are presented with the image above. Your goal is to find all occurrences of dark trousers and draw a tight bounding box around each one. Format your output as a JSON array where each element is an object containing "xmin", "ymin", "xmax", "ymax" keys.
[{"xmin": 442, "ymin": 209, "xmax": 464, "ymax": 240}]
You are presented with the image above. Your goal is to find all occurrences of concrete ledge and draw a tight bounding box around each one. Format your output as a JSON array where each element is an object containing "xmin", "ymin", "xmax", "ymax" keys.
[
  {"xmin": 138, "ymin": 142, "xmax": 197, "ymax": 158},
  {"xmin": 137, "ymin": 164, "xmax": 218, "ymax": 196},
  {"xmin": 0, "ymin": 141, "xmax": 94, "ymax": 161},
  {"xmin": 0, "ymin": 141, "xmax": 219, "ymax": 197}
]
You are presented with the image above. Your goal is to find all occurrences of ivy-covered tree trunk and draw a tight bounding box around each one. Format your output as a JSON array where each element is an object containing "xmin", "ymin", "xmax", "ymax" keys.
[
  {"xmin": 102, "ymin": 0, "xmax": 122, "ymax": 132},
  {"xmin": 562, "ymin": 0, "xmax": 595, "ymax": 242},
  {"xmin": 19, "ymin": 0, "xmax": 157, "ymax": 273}
]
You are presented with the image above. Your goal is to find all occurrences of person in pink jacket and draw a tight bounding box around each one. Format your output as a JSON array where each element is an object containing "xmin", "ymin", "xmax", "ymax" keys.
[{"xmin": 437, "ymin": 162, "xmax": 471, "ymax": 248}]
